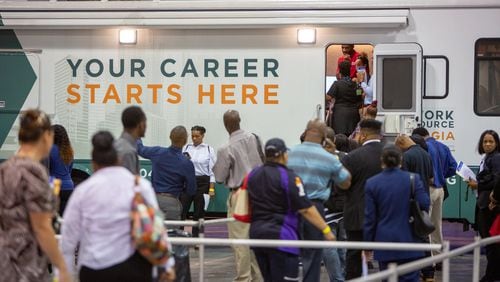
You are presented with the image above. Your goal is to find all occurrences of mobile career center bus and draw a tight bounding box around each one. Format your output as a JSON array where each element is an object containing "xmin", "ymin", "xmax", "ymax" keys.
[{"xmin": 0, "ymin": 0, "xmax": 499, "ymax": 226}]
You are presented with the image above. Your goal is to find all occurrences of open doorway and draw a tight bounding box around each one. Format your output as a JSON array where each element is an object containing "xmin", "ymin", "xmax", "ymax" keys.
[{"xmin": 325, "ymin": 44, "xmax": 374, "ymax": 138}]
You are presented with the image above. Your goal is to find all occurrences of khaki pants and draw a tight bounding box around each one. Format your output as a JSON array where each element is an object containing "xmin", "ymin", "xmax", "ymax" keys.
[
  {"xmin": 227, "ymin": 191, "xmax": 262, "ymax": 282},
  {"xmin": 429, "ymin": 187, "xmax": 444, "ymax": 256}
]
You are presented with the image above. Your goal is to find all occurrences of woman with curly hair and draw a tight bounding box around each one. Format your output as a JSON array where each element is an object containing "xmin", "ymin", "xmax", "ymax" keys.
[{"xmin": 49, "ymin": 124, "xmax": 74, "ymax": 215}]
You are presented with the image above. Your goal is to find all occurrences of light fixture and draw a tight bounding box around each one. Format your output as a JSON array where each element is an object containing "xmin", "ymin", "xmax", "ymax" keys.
[
  {"xmin": 297, "ymin": 28, "xmax": 316, "ymax": 44},
  {"xmin": 119, "ymin": 29, "xmax": 137, "ymax": 44}
]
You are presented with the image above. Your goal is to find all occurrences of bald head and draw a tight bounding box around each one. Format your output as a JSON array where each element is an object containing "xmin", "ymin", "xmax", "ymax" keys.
[
  {"xmin": 395, "ymin": 134, "xmax": 416, "ymax": 151},
  {"xmin": 223, "ymin": 110, "xmax": 241, "ymax": 134},
  {"xmin": 304, "ymin": 119, "xmax": 327, "ymax": 144},
  {"xmin": 170, "ymin": 126, "xmax": 188, "ymax": 148}
]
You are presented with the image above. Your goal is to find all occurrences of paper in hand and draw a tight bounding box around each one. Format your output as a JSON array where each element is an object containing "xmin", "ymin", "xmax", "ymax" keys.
[{"xmin": 456, "ymin": 161, "xmax": 477, "ymax": 182}]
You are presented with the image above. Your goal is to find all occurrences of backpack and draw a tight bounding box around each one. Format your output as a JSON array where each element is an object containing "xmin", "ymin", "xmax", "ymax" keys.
[{"xmin": 131, "ymin": 176, "xmax": 170, "ymax": 265}]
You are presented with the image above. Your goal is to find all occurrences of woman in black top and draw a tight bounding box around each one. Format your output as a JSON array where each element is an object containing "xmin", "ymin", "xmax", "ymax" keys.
[
  {"xmin": 466, "ymin": 130, "xmax": 500, "ymax": 282},
  {"xmin": 327, "ymin": 60, "xmax": 363, "ymax": 137}
]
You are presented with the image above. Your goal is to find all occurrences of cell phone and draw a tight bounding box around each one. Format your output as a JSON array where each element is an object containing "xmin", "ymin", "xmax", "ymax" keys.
[{"xmin": 356, "ymin": 66, "xmax": 366, "ymax": 73}]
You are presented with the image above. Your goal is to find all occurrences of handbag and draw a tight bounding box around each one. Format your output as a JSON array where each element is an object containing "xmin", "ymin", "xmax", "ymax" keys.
[
  {"xmin": 233, "ymin": 172, "xmax": 253, "ymax": 223},
  {"xmin": 131, "ymin": 176, "xmax": 170, "ymax": 265},
  {"xmin": 490, "ymin": 214, "xmax": 500, "ymax": 237},
  {"xmin": 409, "ymin": 173, "xmax": 436, "ymax": 239}
]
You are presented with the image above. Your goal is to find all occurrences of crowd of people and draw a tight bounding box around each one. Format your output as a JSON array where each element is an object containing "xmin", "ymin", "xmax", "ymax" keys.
[{"xmin": 0, "ymin": 49, "xmax": 498, "ymax": 281}]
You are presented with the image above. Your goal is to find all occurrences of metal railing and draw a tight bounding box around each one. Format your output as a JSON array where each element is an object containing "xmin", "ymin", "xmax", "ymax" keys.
[
  {"xmin": 349, "ymin": 235, "xmax": 500, "ymax": 282},
  {"xmin": 60, "ymin": 217, "xmax": 497, "ymax": 282},
  {"xmin": 163, "ymin": 217, "xmax": 441, "ymax": 282}
]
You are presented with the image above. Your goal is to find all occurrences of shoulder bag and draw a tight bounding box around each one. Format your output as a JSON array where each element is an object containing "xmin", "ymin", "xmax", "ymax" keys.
[
  {"xmin": 409, "ymin": 173, "xmax": 435, "ymax": 239},
  {"xmin": 131, "ymin": 176, "xmax": 170, "ymax": 265}
]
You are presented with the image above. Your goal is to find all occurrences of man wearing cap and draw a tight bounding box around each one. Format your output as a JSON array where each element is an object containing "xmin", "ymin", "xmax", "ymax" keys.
[
  {"xmin": 213, "ymin": 110, "xmax": 263, "ymax": 282},
  {"xmin": 247, "ymin": 138, "xmax": 336, "ymax": 281},
  {"xmin": 288, "ymin": 119, "xmax": 352, "ymax": 282}
]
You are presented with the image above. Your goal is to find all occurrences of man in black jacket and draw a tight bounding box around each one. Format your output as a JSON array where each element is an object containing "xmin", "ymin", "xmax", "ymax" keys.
[{"xmin": 340, "ymin": 119, "xmax": 384, "ymax": 280}]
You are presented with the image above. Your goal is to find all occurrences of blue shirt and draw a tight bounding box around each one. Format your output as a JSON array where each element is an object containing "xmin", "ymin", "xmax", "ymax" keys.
[
  {"xmin": 137, "ymin": 140, "xmax": 196, "ymax": 197},
  {"xmin": 288, "ymin": 142, "xmax": 350, "ymax": 201},
  {"xmin": 425, "ymin": 138, "xmax": 457, "ymax": 188},
  {"xmin": 49, "ymin": 145, "xmax": 74, "ymax": 190}
]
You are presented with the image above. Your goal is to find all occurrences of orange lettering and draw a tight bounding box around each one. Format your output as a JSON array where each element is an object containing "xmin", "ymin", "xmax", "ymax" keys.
[
  {"xmin": 66, "ymin": 84, "xmax": 81, "ymax": 104},
  {"xmin": 167, "ymin": 84, "xmax": 182, "ymax": 104},
  {"xmin": 264, "ymin": 84, "xmax": 279, "ymax": 104},
  {"xmin": 103, "ymin": 84, "xmax": 121, "ymax": 104},
  {"xmin": 198, "ymin": 84, "xmax": 214, "ymax": 104},
  {"xmin": 241, "ymin": 84, "xmax": 258, "ymax": 104},
  {"xmin": 147, "ymin": 84, "xmax": 162, "ymax": 104},
  {"xmin": 127, "ymin": 84, "xmax": 142, "ymax": 104},
  {"xmin": 86, "ymin": 84, "xmax": 100, "ymax": 104},
  {"xmin": 221, "ymin": 84, "xmax": 236, "ymax": 104},
  {"xmin": 446, "ymin": 132, "xmax": 455, "ymax": 141}
]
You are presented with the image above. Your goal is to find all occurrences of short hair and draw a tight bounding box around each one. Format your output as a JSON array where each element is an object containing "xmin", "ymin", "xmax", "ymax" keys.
[
  {"xmin": 326, "ymin": 127, "xmax": 335, "ymax": 141},
  {"xmin": 478, "ymin": 130, "xmax": 500, "ymax": 155},
  {"xmin": 359, "ymin": 119, "xmax": 382, "ymax": 135},
  {"xmin": 412, "ymin": 127, "xmax": 430, "ymax": 137},
  {"xmin": 191, "ymin": 125, "xmax": 206, "ymax": 135},
  {"xmin": 339, "ymin": 61, "xmax": 351, "ymax": 78},
  {"xmin": 410, "ymin": 134, "xmax": 428, "ymax": 151},
  {"xmin": 382, "ymin": 144, "xmax": 402, "ymax": 168},
  {"xmin": 170, "ymin": 126, "xmax": 188, "ymax": 144},
  {"xmin": 18, "ymin": 109, "xmax": 52, "ymax": 143},
  {"xmin": 92, "ymin": 131, "xmax": 117, "ymax": 167},
  {"xmin": 121, "ymin": 106, "xmax": 146, "ymax": 129},
  {"xmin": 334, "ymin": 134, "xmax": 350, "ymax": 152}
]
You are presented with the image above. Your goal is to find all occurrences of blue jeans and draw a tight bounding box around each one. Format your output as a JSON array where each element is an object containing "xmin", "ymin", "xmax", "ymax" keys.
[
  {"xmin": 301, "ymin": 201, "xmax": 325, "ymax": 282},
  {"xmin": 323, "ymin": 219, "xmax": 347, "ymax": 282}
]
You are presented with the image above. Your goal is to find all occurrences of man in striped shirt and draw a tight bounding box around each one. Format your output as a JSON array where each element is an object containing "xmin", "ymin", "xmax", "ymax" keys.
[{"xmin": 288, "ymin": 119, "xmax": 351, "ymax": 282}]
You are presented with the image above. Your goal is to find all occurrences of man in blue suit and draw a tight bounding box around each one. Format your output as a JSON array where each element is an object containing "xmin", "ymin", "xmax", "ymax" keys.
[{"xmin": 364, "ymin": 145, "xmax": 430, "ymax": 282}]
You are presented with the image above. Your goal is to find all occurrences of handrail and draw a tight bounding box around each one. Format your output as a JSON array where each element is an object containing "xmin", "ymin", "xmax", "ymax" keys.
[
  {"xmin": 166, "ymin": 237, "xmax": 442, "ymax": 251},
  {"xmin": 348, "ymin": 235, "xmax": 500, "ymax": 282},
  {"xmin": 163, "ymin": 217, "xmax": 235, "ymax": 227}
]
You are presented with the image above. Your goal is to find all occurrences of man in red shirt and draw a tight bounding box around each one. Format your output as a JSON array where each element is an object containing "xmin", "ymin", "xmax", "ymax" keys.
[{"xmin": 336, "ymin": 44, "xmax": 359, "ymax": 79}]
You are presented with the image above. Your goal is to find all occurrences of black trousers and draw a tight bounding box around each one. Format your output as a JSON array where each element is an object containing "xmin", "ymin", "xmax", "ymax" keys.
[
  {"xmin": 477, "ymin": 207, "xmax": 500, "ymax": 280},
  {"xmin": 180, "ymin": 175, "xmax": 210, "ymax": 237},
  {"xmin": 59, "ymin": 189, "xmax": 73, "ymax": 216},
  {"xmin": 345, "ymin": 230, "xmax": 363, "ymax": 280},
  {"xmin": 79, "ymin": 252, "xmax": 152, "ymax": 282}
]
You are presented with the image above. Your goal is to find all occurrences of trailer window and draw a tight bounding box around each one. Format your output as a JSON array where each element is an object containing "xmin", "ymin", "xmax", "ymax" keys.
[
  {"xmin": 475, "ymin": 38, "xmax": 500, "ymax": 116},
  {"xmin": 381, "ymin": 57, "xmax": 413, "ymax": 109}
]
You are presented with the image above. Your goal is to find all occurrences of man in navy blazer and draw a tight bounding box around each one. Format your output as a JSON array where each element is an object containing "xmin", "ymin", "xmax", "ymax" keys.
[{"xmin": 364, "ymin": 145, "xmax": 430, "ymax": 282}]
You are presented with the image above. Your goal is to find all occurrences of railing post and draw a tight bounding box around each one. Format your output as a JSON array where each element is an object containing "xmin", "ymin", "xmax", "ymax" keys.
[
  {"xmin": 388, "ymin": 263, "xmax": 398, "ymax": 282},
  {"xmin": 198, "ymin": 218, "xmax": 205, "ymax": 282},
  {"xmin": 473, "ymin": 236, "xmax": 481, "ymax": 282},
  {"xmin": 442, "ymin": 241, "xmax": 450, "ymax": 282}
]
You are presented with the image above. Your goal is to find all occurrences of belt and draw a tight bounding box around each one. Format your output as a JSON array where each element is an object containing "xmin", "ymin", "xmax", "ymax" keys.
[
  {"xmin": 156, "ymin": 192, "xmax": 177, "ymax": 198},
  {"xmin": 229, "ymin": 187, "xmax": 240, "ymax": 192}
]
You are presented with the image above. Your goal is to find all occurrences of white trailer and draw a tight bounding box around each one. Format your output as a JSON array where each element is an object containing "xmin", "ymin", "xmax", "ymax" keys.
[{"xmin": 0, "ymin": 0, "xmax": 499, "ymax": 221}]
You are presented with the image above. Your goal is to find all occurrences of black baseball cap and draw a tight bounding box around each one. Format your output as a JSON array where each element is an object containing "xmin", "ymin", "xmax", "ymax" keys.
[{"xmin": 265, "ymin": 138, "xmax": 289, "ymax": 157}]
